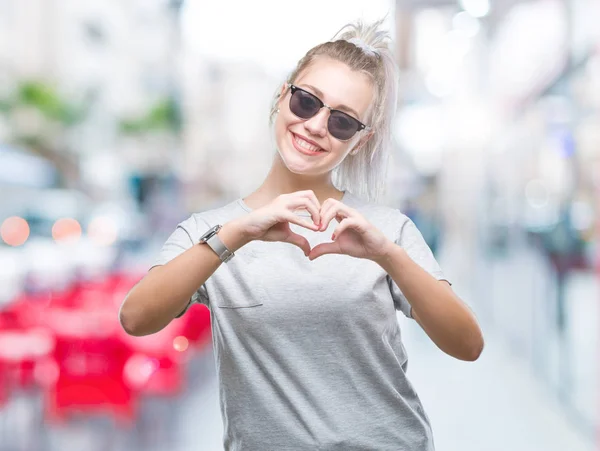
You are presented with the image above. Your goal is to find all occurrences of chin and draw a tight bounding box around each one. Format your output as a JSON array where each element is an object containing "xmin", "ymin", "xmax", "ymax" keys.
[
  {"xmin": 277, "ymin": 146, "xmax": 317, "ymax": 175},
  {"xmin": 274, "ymin": 128, "xmax": 333, "ymax": 175}
]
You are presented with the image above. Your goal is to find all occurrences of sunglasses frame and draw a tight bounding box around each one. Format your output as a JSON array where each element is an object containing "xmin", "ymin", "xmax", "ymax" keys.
[{"xmin": 286, "ymin": 83, "xmax": 371, "ymax": 141}]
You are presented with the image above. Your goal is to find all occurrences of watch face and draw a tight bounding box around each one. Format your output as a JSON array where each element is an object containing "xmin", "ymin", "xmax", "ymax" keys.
[{"xmin": 201, "ymin": 224, "xmax": 221, "ymax": 241}]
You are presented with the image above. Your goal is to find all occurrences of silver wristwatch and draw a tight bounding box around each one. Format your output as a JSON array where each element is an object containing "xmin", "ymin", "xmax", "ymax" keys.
[{"xmin": 199, "ymin": 224, "xmax": 235, "ymax": 263}]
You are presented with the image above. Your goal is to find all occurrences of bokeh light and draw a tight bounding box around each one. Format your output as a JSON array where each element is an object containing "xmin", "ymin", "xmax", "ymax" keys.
[
  {"xmin": 87, "ymin": 216, "xmax": 118, "ymax": 246},
  {"xmin": 173, "ymin": 336, "xmax": 189, "ymax": 352},
  {"xmin": 123, "ymin": 354, "xmax": 160, "ymax": 388},
  {"xmin": 0, "ymin": 216, "xmax": 30, "ymax": 246},
  {"xmin": 52, "ymin": 218, "xmax": 82, "ymax": 243}
]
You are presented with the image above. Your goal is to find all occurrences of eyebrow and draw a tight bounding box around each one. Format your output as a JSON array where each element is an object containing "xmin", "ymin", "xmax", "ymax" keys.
[{"xmin": 299, "ymin": 84, "xmax": 361, "ymax": 119}]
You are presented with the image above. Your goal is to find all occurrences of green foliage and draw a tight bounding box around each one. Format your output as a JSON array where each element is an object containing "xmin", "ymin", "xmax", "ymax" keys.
[
  {"xmin": 17, "ymin": 81, "xmax": 84, "ymax": 125},
  {"xmin": 0, "ymin": 80, "xmax": 85, "ymax": 126},
  {"xmin": 119, "ymin": 97, "xmax": 181, "ymax": 135}
]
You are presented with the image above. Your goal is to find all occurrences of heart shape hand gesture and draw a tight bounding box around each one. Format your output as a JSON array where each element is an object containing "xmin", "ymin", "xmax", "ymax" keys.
[{"xmin": 237, "ymin": 190, "xmax": 394, "ymax": 263}]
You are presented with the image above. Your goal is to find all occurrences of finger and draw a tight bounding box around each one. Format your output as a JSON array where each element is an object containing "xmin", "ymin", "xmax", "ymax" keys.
[
  {"xmin": 288, "ymin": 190, "xmax": 321, "ymax": 214},
  {"xmin": 299, "ymin": 190, "xmax": 322, "ymax": 219},
  {"xmin": 287, "ymin": 197, "xmax": 320, "ymax": 227},
  {"xmin": 319, "ymin": 201, "xmax": 351, "ymax": 231},
  {"xmin": 283, "ymin": 211, "xmax": 320, "ymax": 231},
  {"xmin": 308, "ymin": 241, "xmax": 341, "ymax": 260},
  {"xmin": 285, "ymin": 232, "xmax": 312, "ymax": 256},
  {"xmin": 317, "ymin": 200, "xmax": 336, "ymax": 231},
  {"xmin": 331, "ymin": 218, "xmax": 362, "ymax": 240}
]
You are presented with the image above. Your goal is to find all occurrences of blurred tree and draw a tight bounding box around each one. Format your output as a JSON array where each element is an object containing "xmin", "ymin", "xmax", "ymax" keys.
[
  {"xmin": 0, "ymin": 81, "xmax": 87, "ymax": 187},
  {"xmin": 118, "ymin": 96, "xmax": 181, "ymax": 135},
  {"xmin": 117, "ymin": 96, "xmax": 182, "ymax": 214},
  {"xmin": 17, "ymin": 82, "xmax": 83, "ymax": 125}
]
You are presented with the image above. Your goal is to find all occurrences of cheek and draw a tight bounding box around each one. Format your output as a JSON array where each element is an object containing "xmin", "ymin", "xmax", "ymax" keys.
[
  {"xmin": 332, "ymin": 140, "xmax": 354, "ymax": 157},
  {"xmin": 274, "ymin": 113, "xmax": 301, "ymax": 143},
  {"xmin": 274, "ymin": 115, "xmax": 290, "ymax": 145}
]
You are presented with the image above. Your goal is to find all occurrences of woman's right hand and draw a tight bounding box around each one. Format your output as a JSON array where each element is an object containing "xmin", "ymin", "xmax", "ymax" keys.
[{"xmin": 237, "ymin": 190, "xmax": 322, "ymax": 256}]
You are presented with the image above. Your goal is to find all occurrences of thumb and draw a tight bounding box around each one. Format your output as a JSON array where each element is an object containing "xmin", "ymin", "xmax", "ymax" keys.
[
  {"xmin": 308, "ymin": 241, "xmax": 341, "ymax": 261},
  {"xmin": 284, "ymin": 232, "xmax": 311, "ymax": 256}
]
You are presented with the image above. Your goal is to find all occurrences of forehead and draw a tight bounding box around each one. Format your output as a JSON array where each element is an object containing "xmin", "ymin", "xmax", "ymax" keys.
[{"xmin": 294, "ymin": 57, "xmax": 374, "ymax": 118}]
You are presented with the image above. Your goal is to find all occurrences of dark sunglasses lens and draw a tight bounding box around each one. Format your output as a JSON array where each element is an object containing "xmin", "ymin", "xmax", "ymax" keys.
[
  {"xmin": 328, "ymin": 111, "xmax": 360, "ymax": 140},
  {"xmin": 290, "ymin": 89, "xmax": 321, "ymax": 119}
]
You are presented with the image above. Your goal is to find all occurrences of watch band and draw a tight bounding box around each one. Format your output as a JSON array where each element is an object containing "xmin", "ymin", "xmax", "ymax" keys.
[
  {"xmin": 200, "ymin": 225, "xmax": 235, "ymax": 263},
  {"xmin": 206, "ymin": 232, "xmax": 235, "ymax": 263}
]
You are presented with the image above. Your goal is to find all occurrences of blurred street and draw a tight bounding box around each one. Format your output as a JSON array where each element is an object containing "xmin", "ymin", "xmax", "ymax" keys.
[{"xmin": 1, "ymin": 0, "xmax": 599, "ymax": 449}]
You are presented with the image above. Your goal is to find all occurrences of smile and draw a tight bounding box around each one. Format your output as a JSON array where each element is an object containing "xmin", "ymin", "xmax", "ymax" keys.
[{"xmin": 291, "ymin": 132, "xmax": 326, "ymax": 155}]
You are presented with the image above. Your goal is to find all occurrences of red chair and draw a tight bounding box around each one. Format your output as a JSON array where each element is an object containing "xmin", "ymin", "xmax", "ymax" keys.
[
  {"xmin": 119, "ymin": 318, "xmax": 189, "ymax": 397},
  {"xmin": 41, "ymin": 307, "xmax": 137, "ymax": 427},
  {"xmin": 0, "ymin": 328, "xmax": 55, "ymax": 390}
]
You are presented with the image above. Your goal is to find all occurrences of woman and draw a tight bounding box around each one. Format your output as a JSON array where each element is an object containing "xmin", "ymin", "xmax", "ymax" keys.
[{"xmin": 120, "ymin": 19, "xmax": 484, "ymax": 451}]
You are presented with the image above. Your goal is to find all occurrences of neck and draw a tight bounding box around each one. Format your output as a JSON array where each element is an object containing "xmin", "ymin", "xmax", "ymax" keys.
[{"xmin": 243, "ymin": 152, "xmax": 345, "ymax": 209}]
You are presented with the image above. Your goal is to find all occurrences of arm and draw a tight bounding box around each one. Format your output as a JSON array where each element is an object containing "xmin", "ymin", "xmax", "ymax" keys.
[
  {"xmin": 306, "ymin": 198, "xmax": 483, "ymax": 361},
  {"xmin": 120, "ymin": 190, "xmax": 326, "ymax": 336},
  {"xmin": 375, "ymin": 245, "xmax": 484, "ymax": 361},
  {"xmin": 119, "ymin": 218, "xmax": 249, "ymax": 336}
]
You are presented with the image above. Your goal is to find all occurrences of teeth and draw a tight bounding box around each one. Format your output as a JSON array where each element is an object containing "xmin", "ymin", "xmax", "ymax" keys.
[{"xmin": 294, "ymin": 134, "xmax": 322, "ymax": 152}]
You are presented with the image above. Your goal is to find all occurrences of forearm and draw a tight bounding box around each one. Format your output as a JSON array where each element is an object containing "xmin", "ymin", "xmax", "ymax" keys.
[
  {"xmin": 374, "ymin": 243, "xmax": 484, "ymax": 361},
  {"xmin": 119, "ymin": 218, "xmax": 250, "ymax": 336}
]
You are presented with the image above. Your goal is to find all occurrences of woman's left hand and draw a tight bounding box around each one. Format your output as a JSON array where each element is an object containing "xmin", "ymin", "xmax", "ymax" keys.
[{"xmin": 308, "ymin": 198, "xmax": 393, "ymax": 262}]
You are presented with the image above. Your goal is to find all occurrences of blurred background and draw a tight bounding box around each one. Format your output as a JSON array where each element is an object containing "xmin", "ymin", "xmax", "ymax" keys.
[{"xmin": 0, "ymin": 0, "xmax": 598, "ymax": 450}]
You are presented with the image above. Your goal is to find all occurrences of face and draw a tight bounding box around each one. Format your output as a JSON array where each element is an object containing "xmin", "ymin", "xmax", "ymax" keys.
[{"xmin": 274, "ymin": 57, "xmax": 374, "ymax": 176}]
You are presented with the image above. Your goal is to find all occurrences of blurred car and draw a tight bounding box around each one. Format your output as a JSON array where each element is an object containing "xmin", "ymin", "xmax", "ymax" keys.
[{"xmin": 1, "ymin": 186, "xmax": 148, "ymax": 300}]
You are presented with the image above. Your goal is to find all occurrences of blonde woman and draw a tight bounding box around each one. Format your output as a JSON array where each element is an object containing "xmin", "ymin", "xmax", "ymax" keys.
[{"xmin": 120, "ymin": 18, "xmax": 484, "ymax": 451}]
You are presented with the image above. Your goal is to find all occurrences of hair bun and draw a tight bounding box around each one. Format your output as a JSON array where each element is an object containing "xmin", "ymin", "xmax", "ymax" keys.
[{"xmin": 346, "ymin": 37, "xmax": 379, "ymax": 57}]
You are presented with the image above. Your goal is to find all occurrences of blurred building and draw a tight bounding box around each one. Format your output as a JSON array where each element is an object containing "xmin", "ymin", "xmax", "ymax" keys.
[
  {"xmin": 0, "ymin": 0, "xmax": 183, "ymax": 197},
  {"xmin": 394, "ymin": 0, "xmax": 600, "ymax": 436},
  {"xmin": 179, "ymin": 58, "xmax": 278, "ymax": 209}
]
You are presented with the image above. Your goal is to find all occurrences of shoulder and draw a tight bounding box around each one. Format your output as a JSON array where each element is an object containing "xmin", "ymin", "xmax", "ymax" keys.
[{"xmin": 176, "ymin": 198, "xmax": 246, "ymax": 241}]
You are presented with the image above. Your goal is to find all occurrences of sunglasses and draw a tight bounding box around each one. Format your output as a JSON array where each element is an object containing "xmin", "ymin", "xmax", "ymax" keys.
[{"xmin": 286, "ymin": 83, "xmax": 371, "ymax": 141}]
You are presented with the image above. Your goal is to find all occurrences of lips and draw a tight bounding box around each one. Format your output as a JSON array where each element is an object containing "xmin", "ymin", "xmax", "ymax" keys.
[{"xmin": 291, "ymin": 132, "xmax": 326, "ymax": 154}]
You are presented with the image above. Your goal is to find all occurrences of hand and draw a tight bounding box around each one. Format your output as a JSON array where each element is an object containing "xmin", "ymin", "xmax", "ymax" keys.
[
  {"xmin": 237, "ymin": 190, "xmax": 321, "ymax": 256},
  {"xmin": 307, "ymin": 198, "xmax": 393, "ymax": 262}
]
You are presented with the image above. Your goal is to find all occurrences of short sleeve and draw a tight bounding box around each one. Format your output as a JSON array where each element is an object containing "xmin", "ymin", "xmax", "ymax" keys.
[
  {"xmin": 150, "ymin": 215, "xmax": 210, "ymax": 317},
  {"xmin": 387, "ymin": 214, "xmax": 451, "ymax": 319}
]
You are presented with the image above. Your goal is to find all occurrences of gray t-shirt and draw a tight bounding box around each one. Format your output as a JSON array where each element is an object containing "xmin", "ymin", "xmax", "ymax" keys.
[{"xmin": 151, "ymin": 191, "xmax": 450, "ymax": 451}]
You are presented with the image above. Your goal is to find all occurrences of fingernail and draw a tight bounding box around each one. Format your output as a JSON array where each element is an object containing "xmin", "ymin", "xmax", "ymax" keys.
[{"xmin": 331, "ymin": 234, "xmax": 335, "ymax": 240}]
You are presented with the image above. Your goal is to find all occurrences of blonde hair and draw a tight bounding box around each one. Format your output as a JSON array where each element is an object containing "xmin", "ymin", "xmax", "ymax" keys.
[{"xmin": 269, "ymin": 18, "xmax": 399, "ymax": 203}]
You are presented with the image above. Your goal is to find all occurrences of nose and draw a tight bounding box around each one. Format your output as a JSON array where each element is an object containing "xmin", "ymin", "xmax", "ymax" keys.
[{"xmin": 303, "ymin": 108, "xmax": 329, "ymax": 138}]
